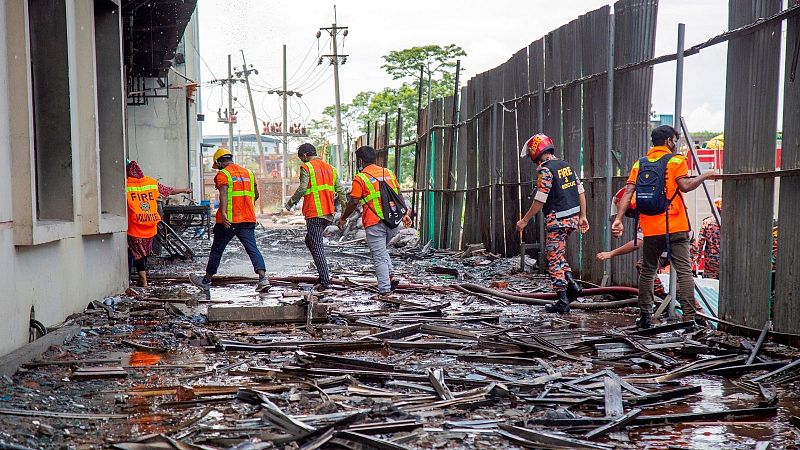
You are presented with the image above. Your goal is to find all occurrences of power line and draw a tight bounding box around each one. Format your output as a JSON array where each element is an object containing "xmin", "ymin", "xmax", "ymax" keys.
[
  {"xmin": 300, "ymin": 71, "xmax": 335, "ymax": 95},
  {"xmin": 286, "ymin": 37, "xmax": 320, "ymax": 84},
  {"xmin": 292, "ymin": 64, "xmax": 331, "ymax": 92},
  {"xmin": 287, "ymin": 36, "xmax": 331, "ymax": 88}
]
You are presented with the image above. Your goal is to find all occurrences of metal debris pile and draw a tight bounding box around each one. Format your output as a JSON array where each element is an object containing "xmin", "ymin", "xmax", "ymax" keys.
[{"xmin": 1, "ymin": 228, "xmax": 799, "ymax": 449}]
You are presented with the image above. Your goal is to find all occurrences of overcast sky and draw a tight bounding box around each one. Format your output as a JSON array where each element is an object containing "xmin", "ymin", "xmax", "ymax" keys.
[{"xmin": 196, "ymin": 0, "xmax": 743, "ymax": 138}]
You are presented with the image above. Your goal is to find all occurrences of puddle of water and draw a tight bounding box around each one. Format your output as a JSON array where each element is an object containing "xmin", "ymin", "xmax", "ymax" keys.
[{"xmin": 624, "ymin": 375, "xmax": 800, "ymax": 449}]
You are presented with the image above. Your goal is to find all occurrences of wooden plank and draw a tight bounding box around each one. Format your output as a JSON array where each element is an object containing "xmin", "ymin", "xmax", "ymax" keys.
[
  {"xmin": 207, "ymin": 304, "xmax": 328, "ymax": 324},
  {"xmin": 751, "ymin": 358, "xmax": 800, "ymax": 382},
  {"xmin": 71, "ymin": 366, "xmax": 128, "ymax": 380},
  {"xmin": 632, "ymin": 407, "xmax": 778, "ymax": 425},
  {"xmin": 585, "ymin": 408, "xmax": 642, "ymax": 439},
  {"xmin": 611, "ymin": 0, "xmax": 658, "ymax": 287},
  {"xmin": 501, "ymin": 54, "xmax": 522, "ymax": 256},
  {"xmin": 0, "ymin": 408, "xmax": 127, "ymax": 420},
  {"xmin": 416, "ymin": 104, "xmax": 430, "ymax": 244},
  {"xmin": 488, "ymin": 66, "xmax": 504, "ymax": 254},
  {"xmin": 335, "ymin": 431, "xmax": 411, "ymax": 450},
  {"xmin": 361, "ymin": 323, "xmax": 422, "ymax": 341},
  {"xmin": 747, "ymin": 320, "xmax": 772, "ymax": 364},
  {"xmin": 462, "ymin": 79, "xmax": 480, "ymax": 247},
  {"xmin": 544, "ymin": 29, "xmax": 563, "ymax": 151},
  {"xmin": 0, "ymin": 325, "xmax": 80, "ymax": 377},
  {"xmin": 440, "ymin": 96, "xmax": 455, "ymax": 249},
  {"xmin": 447, "ymin": 86, "xmax": 469, "ymax": 250},
  {"xmin": 774, "ymin": 10, "xmax": 800, "ymax": 334},
  {"xmin": 498, "ymin": 423, "xmax": 613, "ymax": 450},
  {"xmin": 476, "ymin": 72, "xmax": 493, "ymax": 249},
  {"xmin": 427, "ymin": 368, "xmax": 454, "ymax": 400},
  {"xmin": 720, "ymin": 0, "xmax": 782, "ymax": 329},
  {"xmin": 433, "ymin": 98, "xmax": 446, "ymax": 249},
  {"xmin": 579, "ymin": 6, "xmax": 610, "ymax": 285}
]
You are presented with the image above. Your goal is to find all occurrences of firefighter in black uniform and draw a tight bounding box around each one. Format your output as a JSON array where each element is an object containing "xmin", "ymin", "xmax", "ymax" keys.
[{"xmin": 516, "ymin": 133, "xmax": 590, "ymax": 314}]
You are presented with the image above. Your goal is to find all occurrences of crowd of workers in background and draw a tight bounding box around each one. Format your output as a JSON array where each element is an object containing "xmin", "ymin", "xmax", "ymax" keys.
[
  {"xmin": 126, "ymin": 122, "xmax": 779, "ymax": 331},
  {"xmin": 126, "ymin": 141, "xmax": 409, "ymax": 301}
]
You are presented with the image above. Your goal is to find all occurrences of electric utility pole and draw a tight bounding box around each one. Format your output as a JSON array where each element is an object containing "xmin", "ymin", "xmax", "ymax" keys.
[
  {"xmin": 319, "ymin": 7, "xmax": 348, "ymax": 173},
  {"xmin": 238, "ymin": 50, "xmax": 265, "ymax": 176},
  {"xmin": 227, "ymin": 54, "xmax": 234, "ymax": 153},
  {"xmin": 282, "ymin": 44, "xmax": 289, "ymax": 205}
]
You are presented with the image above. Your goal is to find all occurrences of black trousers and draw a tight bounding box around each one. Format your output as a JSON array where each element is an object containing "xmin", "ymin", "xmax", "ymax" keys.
[{"xmin": 305, "ymin": 217, "xmax": 331, "ymax": 285}]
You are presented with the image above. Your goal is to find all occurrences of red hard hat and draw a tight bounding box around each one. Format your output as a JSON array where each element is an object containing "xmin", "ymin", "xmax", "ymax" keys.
[
  {"xmin": 614, "ymin": 187, "xmax": 637, "ymax": 217},
  {"xmin": 614, "ymin": 187, "xmax": 626, "ymax": 205},
  {"xmin": 520, "ymin": 133, "xmax": 554, "ymax": 161}
]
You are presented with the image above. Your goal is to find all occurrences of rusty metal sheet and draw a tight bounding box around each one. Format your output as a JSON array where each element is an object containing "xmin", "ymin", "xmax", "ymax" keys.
[
  {"xmin": 463, "ymin": 78, "xmax": 480, "ymax": 247},
  {"xmin": 416, "ymin": 104, "xmax": 430, "ymax": 244},
  {"xmin": 501, "ymin": 52, "xmax": 525, "ymax": 255},
  {"xmin": 579, "ymin": 6, "xmax": 611, "ymax": 284},
  {"xmin": 448, "ymin": 86, "xmax": 470, "ymax": 250},
  {"xmin": 476, "ymin": 71, "xmax": 493, "ymax": 249},
  {"xmin": 609, "ymin": 0, "xmax": 658, "ymax": 287},
  {"xmin": 719, "ymin": 0, "xmax": 782, "ymax": 329},
  {"xmin": 559, "ymin": 19, "xmax": 583, "ymax": 273},
  {"xmin": 440, "ymin": 96, "xmax": 455, "ymax": 249},
  {"xmin": 771, "ymin": 5, "xmax": 798, "ymax": 333}
]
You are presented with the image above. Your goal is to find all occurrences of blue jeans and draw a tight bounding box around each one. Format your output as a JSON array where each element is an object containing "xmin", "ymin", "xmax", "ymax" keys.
[{"xmin": 205, "ymin": 223, "xmax": 266, "ymax": 276}]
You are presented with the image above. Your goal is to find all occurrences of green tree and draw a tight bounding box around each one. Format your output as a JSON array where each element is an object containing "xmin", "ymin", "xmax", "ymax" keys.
[
  {"xmin": 381, "ymin": 44, "xmax": 466, "ymax": 82},
  {"xmin": 317, "ymin": 44, "xmax": 465, "ymax": 186}
]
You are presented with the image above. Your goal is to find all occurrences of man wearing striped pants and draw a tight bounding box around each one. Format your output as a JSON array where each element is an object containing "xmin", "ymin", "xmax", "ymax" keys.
[{"xmin": 285, "ymin": 143, "xmax": 347, "ymax": 289}]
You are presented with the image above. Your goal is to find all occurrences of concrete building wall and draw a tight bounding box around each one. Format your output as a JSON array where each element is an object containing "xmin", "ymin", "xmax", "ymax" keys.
[
  {"xmin": 0, "ymin": 0, "xmax": 128, "ymax": 358},
  {"xmin": 127, "ymin": 9, "xmax": 202, "ymax": 200}
]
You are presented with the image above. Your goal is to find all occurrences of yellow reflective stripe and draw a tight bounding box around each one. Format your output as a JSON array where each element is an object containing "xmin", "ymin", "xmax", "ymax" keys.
[
  {"xmin": 668, "ymin": 157, "xmax": 684, "ymax": 164},
  {"xmin": 632, "ymin": 161, "xmax": 640, "ymax": 169},
  {"xmin": 221, "ymin": 168, "xmax": 256, "ymax": 219},
  {"xmin": 356, "ymin": 172, "xmax": 384, "ymax": 219},
  {"xmin": 126, "ymin": 184, "xmax": 158, "ymax": 192},
  {"xmin": 304, "ymin": 162, "xmax": 337, "ymax": 217},
  {"xmin": 306, "ymin": 162, "xmax": 323, "ymax": 217}
]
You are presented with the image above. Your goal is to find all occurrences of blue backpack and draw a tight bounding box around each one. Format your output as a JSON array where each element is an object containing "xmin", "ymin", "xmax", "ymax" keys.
[{"xmin": 635, "ymin": 153, "xmax": 678, "ymax": 216}]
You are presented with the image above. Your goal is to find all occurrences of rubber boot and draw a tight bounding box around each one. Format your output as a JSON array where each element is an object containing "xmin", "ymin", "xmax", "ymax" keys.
[
  {"xmin": 637, "ymin": 311, "xmax": 652, "ymax": 329},
  {"xmin": 545, "ymin": 291, "xmax": 570, "ymax": 314},
  {"xmin": 565, "ymin": 272, "xmax": 583, "ymax": 303}
]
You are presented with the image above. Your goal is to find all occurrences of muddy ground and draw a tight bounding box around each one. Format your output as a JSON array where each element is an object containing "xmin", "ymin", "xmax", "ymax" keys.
[{"xmin": 1, "ymin": 223, "xmax": 799, "ymax": 449}]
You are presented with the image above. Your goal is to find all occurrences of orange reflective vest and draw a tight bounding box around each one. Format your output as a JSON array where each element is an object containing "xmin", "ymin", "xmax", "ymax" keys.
[
  {"xmin": 302, "ymin": 159, "xmax": 337, "ymax": 219},
  {"xmin": 217, "ymin": 164, "xmax": 256, "ymax": 223},
  {"xmin": 354, "ymin": 165, "xmax": 400, "ymax": 228},
  {"xmin": 126, "ymin": 176, "xmax": 161, "ymax": 238}
]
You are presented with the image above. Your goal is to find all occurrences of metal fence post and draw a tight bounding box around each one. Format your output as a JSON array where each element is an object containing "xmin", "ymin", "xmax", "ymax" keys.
[{"xmin": 603, "ymin": 11, "xmax": 616, "ymax": 285}]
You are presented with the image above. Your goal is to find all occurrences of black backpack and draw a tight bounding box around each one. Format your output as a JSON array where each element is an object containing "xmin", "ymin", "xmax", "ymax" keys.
[
  {"xmin": 377, "ymin": 170, "xmax": 408, "ymax": 229},
  {"xmin": 360, "ymin": 169, "xmax": 408, "ymax": 229},
  {"xmin": 635, "ymin": 154, "xmax": 678, "ymax": 216}
]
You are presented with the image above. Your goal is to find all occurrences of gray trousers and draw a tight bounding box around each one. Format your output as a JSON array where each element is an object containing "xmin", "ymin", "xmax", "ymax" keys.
[
  {"xmin": 639, "ymin": 231, "xmax": 696, "ymax": 320},
  {"xmin": 365, "ymin": 223, "xmax": 399, "ymax": 293}
]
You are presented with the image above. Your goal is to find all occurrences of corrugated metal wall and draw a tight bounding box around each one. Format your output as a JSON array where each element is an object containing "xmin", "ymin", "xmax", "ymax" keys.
[
  {"xmin": 719, "ymin": 0, "xmax": 782, "ymax": 329},
  {"xmin": 384, "ymin": 0, "xmax": 800, "ymax": 337}
]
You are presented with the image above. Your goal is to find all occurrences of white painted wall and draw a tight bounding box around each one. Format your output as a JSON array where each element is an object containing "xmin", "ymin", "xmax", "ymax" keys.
[
  {"xmin": 0, "ymin": 1, "xmax": 128, "ymax": 358},
  {"xmin": 127, "ymin": 9, "xmax": 202, "ymax": 199}
]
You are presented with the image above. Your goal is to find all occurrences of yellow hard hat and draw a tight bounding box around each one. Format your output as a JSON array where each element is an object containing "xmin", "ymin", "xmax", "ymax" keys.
[{"xmin": 213, "ymin": 148, "xmax": 232, "ymax": 162}]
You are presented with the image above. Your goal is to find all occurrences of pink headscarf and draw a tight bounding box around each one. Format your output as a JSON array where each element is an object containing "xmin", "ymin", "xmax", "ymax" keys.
[{"xmin": 127, "ymin": 160, "xmax": 144, "ymax": 179}]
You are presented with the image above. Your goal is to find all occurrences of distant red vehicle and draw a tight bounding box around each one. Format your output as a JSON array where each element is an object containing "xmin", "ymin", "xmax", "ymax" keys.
[{"xmin": 686, "ymin": 134, "xmax": 782, "ymax": 171}]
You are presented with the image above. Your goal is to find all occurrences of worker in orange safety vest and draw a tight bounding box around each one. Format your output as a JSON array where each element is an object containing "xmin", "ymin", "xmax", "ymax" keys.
[
  {"xmin": 285, "ymin": 143, "xmax": 348, "ymax": 289},
  {"xmin": 189, "ymin": 148, "xmax": 271, "ymax": 292}
]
